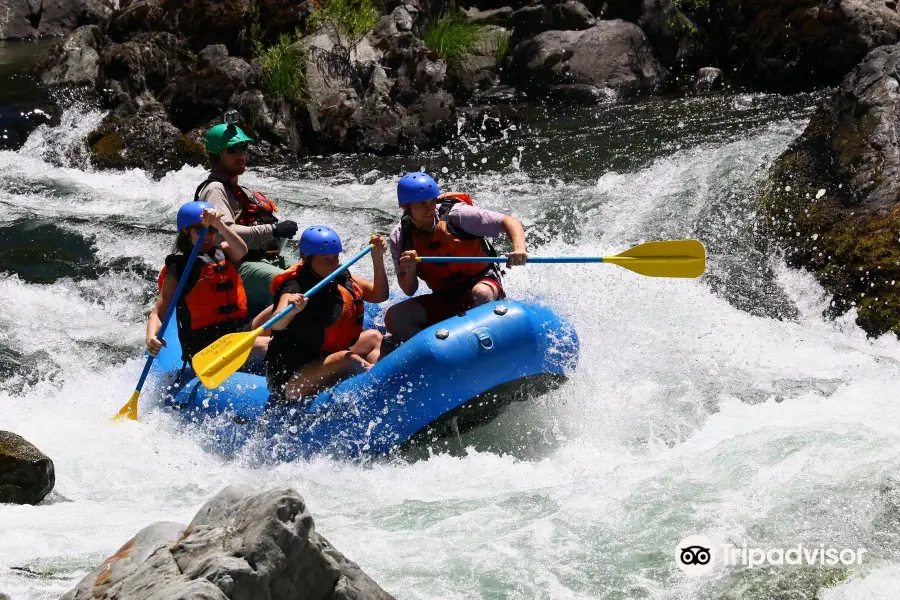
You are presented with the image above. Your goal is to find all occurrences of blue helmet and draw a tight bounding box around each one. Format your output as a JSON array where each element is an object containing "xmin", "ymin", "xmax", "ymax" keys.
[
  {"xmin": 397, "ymin": 172, "xmax": 440, "ymax": 205},
  {"xmin": 176, "ymin": 201, "xmax": 214, "ymax": 231},
  {"xmin": 300, "ymin": 225, "xmax": 343, "ymax": 256}
]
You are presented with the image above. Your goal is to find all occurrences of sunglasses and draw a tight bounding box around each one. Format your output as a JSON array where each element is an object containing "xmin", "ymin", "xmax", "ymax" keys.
[{"xmin": 224, "ymin": 143, "xmax": 249, "ymax": 155}]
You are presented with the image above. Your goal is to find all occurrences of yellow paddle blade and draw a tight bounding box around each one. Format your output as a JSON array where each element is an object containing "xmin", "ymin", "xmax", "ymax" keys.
[
  {"xmin": 604, "ymin": 239, "xmax": 706, "ymax": 278},
  {"xmin": 192, "ymin": 328, "xmax": 262, "ymax": 390},
  {"xmin": 113, "ymin": 390, "xmax": 140, "ymax": 421}
]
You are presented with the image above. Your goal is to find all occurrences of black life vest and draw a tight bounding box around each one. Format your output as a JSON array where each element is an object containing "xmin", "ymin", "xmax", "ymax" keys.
[{"xmin": 265, "ymin": 262, "xmax": 365, "ymax": 378}]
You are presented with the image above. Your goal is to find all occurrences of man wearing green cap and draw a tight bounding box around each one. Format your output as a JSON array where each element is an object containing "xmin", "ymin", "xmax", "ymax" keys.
[{"xmin": 195, "ymin": 119, "xmax": 299, "ymax": 315}]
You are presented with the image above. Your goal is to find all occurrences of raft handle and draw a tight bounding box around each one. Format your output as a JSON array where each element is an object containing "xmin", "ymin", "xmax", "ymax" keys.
[{"xmin": 476, "ymin": 331, "xmax": 494, "ymax": 350}]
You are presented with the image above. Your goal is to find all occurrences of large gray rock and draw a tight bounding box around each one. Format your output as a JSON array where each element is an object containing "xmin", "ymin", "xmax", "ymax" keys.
[
  {"xmin": 508, "ymin": 20, "xmax": 666, "ymax": 100},
  {"xmin": 551, "ymin": 1, "xmax": 595, "ymax": 31},
  {"xmin": 303, "ymin": 23, "xmax": 360, "ymax": 120},
  {"xmin": 708, "ymin": 0, "xmax": 900, "ymax": 92},
  {"xmin": 0, "ymin": 431, "xmax": 54, "ymax": 505},
  {"xmin": 302, "ymin": 23, "xmax": 367, "ymax": 150},
  {"xmin": 60, "ymin": 485, "xmax": 394, "ymax": 600},
  {"xmin": 0, "ymin": 0, "xmax": 116, "ymax": 39},
  {"xmin": 40, "ymin": 25, "xmax": 104, "ymax": 87},
  {"xmin": 508, "ymin": 5, "xmax": 549, "ymax": 41},
  {"xmin": 508, "ymin": 0, "xmax": 594, "ymax": 43},
  {"xmin": 760, "ymin": 44, "xmax": 900, "ymax": 337},
  {"xmin": 233, "ymin": 90, "xmax": 307, "ymax": 156},
  {"xmin": 198, "ymin": 44, "xmax": 229, "ymax": 68},
  {"xmin": 304, "ymin": 20, "xmax": 458, "ymax": 154},
  {"xmin": 390, "ymin": 5, "xmax": 415, "ymax": 31},
  {"xmin": 601, "ymin": 0, "xmax": 702, "ymax": 73}
]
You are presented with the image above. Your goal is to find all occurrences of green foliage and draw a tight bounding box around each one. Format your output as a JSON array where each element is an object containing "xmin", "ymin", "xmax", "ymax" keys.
[
  {"xmin": 494, "ymin": 28, "xmax": 510, "ymax": 64},
  {"xmin": 421, "ymin": 12, "xmax": 485, "ymax": 69},
  {"xmin": 308, "ymin": 0, "xmax": 379, "ymax": 50},
  {"xmin": 251, "ymin": 17, "xmax": 306, "ymax": 101},
  {"xmin": 674, "ymin": 0, "xmax": 709, "ymax": 11}
]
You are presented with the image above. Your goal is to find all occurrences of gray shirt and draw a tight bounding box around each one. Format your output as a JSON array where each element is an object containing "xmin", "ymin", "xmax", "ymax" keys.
[{"xmin": 198, "ymin": 177, "xmax": 277, "ymax": 252}]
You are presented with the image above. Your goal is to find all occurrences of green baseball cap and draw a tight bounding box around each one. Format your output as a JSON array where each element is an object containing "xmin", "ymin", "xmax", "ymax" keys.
[{"xmin": 204, "ymin": 123, "xmax": 254, "ymax": 154}]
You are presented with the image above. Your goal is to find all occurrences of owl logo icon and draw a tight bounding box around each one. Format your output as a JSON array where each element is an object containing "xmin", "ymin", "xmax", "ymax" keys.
[{"xmin": 676, "ymin": 535, "xmax": 716, "ymax": 576}]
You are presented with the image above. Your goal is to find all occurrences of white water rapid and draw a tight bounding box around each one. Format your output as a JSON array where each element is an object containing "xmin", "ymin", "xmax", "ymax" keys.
[{"xmin": 3, "ymin": 96, "xmax": 900, "ymax": 600}]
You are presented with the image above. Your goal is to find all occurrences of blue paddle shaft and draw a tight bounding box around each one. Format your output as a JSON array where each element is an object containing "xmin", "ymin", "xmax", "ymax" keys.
[
  {"xmin": 261, "ymin": 245, "xmax": 374, "ymax": 330},
  {"xmin": 134, "ymin": 227, "xmax": 210, "ymax": 392},
  {"xmin": 418, "ymin": 256, "xmax": 606, "ymax": 263}
]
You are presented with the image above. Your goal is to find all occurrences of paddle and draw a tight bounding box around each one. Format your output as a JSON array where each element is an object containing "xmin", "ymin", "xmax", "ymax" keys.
[
  {"xmin": 114, "ymin": 226, "xmax": 210, "ymax": 421},
  {"xmin": 417, "ymin": 239, "xmax": 706, "ymax": 278},
  {"xmin": 192, "ymin": 244, "xmax": 375, "ymax": 390}
]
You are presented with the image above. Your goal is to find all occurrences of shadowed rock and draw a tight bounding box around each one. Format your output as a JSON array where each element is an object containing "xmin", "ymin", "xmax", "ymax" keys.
[
  {"xmin": 0, "ymin": 431, "xmax": 54, "ymax": 505},
  {"xmin": 0, "ymin": 0, "xmax": 115, "ymax": 40},
  {"xmin": 706, "ymin": 0, "xmax": 900, "ymax": 93},
  {"xmin": 692, "ymin": 67, "xmax": 723, "ymax": 93},
  {"xmin": 601, "ymin": 0, "xmax": 703, "ymax": 74}
]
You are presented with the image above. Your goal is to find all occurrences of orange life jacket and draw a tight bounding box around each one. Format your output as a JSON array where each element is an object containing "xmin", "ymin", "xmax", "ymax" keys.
[
  {"xmin": 158, "ymin": 250, "xmax": 248, "ymax": 360},
  {"xmin": 269, "ymin": 261, "xmax": 365, "ymax": 356},
  {"xmin": 400, "ymin": 192, "xmax": 501, "ymax": 292}
]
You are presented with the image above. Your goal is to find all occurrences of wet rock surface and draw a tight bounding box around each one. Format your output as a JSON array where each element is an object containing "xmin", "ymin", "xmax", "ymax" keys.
[{"xmin": 0, "ymin": 431, "xmax": 54, "ymax": 505}]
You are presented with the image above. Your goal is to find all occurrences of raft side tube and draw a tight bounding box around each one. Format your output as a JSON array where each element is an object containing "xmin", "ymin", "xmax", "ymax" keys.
[{"xmin": 149, "ymin": 300, "xmax": 579, "ymax": 459}]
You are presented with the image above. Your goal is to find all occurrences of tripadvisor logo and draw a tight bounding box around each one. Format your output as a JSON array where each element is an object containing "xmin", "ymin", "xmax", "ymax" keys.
[
  {"xmin": 675, "ymin": 535, "xmax": 867, "ymax": 577},
  {"xmin": 676, "ymin": 535, "xmax": 716, "ymax": 576}
]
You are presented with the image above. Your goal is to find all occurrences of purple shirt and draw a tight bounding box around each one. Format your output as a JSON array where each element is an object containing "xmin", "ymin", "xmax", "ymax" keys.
[{"xmin": 389, "ymin": 202, "xmax": 506, "ymax": 273}]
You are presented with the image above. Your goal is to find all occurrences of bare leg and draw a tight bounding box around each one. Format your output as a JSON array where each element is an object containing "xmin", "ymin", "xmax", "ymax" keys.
[
  {"xmin": 283, "ymin": 351, "xmax": 371, "ymax": 401},
  {"xmin": 385, "ymin": 297, "xmax": 429, "ymax": 342},
  {"xmin": 471, "ymin": 282, "xmax": 499, "ymax": 307},
  {"xmin": 248, "ymin": 336, "xmax": 270, "ymax": 363},
  {"xmin": 350, "ymin": 329, "xmax": 383, "ymax": 363}
]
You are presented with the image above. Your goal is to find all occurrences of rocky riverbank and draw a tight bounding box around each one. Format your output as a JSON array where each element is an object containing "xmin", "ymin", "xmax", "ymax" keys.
[
  {"xmin": 22, "ymin": 0, "xmax": 900, "ymax": 173},
  {"xmin": 760, "ymin": 44, "xmax": 900, "ymax": 338},
  {"xmin": 13, "ymin": 0, "xmax": 900, "ymax": 337}
]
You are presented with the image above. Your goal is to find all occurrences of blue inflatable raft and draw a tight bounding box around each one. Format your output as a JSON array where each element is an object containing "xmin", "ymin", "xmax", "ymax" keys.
[{"xmin": 149, "ymin": 300, "xmax": 579, "ymax": 460}]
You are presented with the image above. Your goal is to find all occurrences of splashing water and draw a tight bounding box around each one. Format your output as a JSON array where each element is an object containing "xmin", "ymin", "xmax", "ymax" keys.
[{"xmin": 2, "ymin": 96, "xmax": 900, "ymax": 600}]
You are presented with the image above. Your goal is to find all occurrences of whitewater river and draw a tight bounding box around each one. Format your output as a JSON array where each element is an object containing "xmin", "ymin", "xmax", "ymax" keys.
[{"xmin": 3, "ymin": 92, "xmax": 900, "ymax": 599}]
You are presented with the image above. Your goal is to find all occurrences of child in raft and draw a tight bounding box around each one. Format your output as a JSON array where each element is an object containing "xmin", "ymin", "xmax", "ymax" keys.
[
  {"xmin": 264, "ymin": 225, "xmax": 389, "ymax": 402},
  {"xmin": 146, "ymin": 200, "xmax": 269, "ymax": 365}
]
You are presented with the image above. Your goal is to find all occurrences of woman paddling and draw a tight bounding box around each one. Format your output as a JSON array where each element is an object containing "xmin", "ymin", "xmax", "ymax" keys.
[
  {"xmin": 146, "ymin": 201, "xmax": 269, "ymax": 365},
  {"xmin": 265, "ymin": 226, "xmax": 389, "ymax": 402}
]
